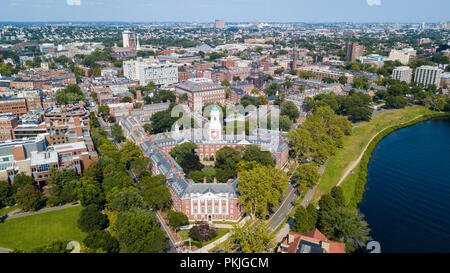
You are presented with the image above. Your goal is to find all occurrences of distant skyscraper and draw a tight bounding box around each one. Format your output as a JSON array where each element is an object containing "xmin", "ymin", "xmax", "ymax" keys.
[
  {"xmin": 447, "ymin": 21, "xmax": 450, "ymax": 30},
  {"xmin": 345, "ymin": 42, "xmax": 365, "ymax": 62},
  {"xmin": 122, "ymin": 30, "xmax": 137, "ymax": 50},
  {"xmin": 215, "ymin": 20, "xmax": 225, "ymax": 29},
  {"xmin": 290, "ymin": 48, "xmax": 299, "ymax": 72}
]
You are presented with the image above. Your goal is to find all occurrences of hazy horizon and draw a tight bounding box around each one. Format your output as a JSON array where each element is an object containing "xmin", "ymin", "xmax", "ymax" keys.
[{"xmin": 1, "ymin": 0, "xmax": 449, "ymax": 23}]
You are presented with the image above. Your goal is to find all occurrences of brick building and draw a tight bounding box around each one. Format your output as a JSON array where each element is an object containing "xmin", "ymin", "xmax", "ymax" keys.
[
  {"xmin": 0, "ymin": 96, "xmax": 28, "ymax": 115},
  {"xmin": 0, "ymin": 114, "xmax": 19, "ymax": 141},
  {"xmin": 278, "ymin": 229, "xmax": 346, "ymax": 253},
  {"xmin": 175, "ymin": 78, "xmax": 226, "ymax": 112}
]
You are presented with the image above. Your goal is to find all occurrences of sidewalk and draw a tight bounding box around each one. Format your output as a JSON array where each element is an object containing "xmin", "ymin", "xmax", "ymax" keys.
[
  {"xmin": 5, "ymin": 203, "xmax": 80, "ymax": 220},
  {"xmin": 193, "ymin": 216, "xmax": 250, "ymax": 253}
]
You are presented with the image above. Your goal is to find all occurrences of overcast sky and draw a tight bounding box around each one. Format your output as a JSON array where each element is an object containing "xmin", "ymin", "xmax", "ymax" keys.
[{"xmin": 1, "ymin": 0, "xmax": 449, "ymax": 23}]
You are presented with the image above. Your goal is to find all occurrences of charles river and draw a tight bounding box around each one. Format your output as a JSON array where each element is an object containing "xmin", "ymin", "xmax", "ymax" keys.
[{"xmin": 359, "ymin": 118, "xmax": 450, "ymax": 253}]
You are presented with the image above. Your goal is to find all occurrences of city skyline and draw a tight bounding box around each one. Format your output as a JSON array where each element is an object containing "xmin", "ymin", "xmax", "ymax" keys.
[{"xmin": 1, "ymin": 0, "xmax": 449, "ymax": 23}]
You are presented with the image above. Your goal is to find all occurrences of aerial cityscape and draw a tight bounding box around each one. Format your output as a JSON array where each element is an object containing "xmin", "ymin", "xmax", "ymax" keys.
[{"xmin": 0, "ymin": 0, "xmax": 449, "ymax": 263}]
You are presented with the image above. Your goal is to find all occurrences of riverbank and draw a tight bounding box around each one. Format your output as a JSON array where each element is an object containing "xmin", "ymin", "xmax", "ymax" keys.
[
  {"xmin": 343, "ymin": 111, "xmax": 450, "ymax": 208},
  {"xmin": 311, "ymin": 106, "xmax": 444, "ymax": 204}
]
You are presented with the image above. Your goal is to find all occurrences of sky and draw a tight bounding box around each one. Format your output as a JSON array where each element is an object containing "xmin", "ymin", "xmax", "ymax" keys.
[{"xmin": 1, "ymin": 0, "xmax": 449, "ymax": 23}]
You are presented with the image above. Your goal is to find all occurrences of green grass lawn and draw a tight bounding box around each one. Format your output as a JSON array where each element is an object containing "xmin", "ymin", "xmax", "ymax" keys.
[
  {"xmin": 0, "ymin": 205, "xmax": 19, "ymax": 217},
  {"xmin": 312, "ymin": 106, "xmax": 435, "ymax": 204},
  {"xmin": 0, "ymin": 206, "xmax": 86, "ymax": 251},
  {"xmin": 178, "ymin": 228, "xmax": 230, "ymax": 248}
]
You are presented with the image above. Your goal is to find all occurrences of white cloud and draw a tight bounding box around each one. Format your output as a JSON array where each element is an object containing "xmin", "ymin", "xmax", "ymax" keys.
[
  {"xmin": 366, "ymin": 0, "xmax": 382, "ymax": 6},
  {"xmin": 66, "ymin": 0, "xmax": 81, "ymax": 6}
]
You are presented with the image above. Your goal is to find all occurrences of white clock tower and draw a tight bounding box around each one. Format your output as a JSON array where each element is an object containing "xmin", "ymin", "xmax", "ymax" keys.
[{"xmin": 209, "ymin": 107, "xmax": 222, "ymax": 141}]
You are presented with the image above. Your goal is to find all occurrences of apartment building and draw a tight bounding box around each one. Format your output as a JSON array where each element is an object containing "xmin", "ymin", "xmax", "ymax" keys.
[
  {"xmin": 392, "ymin": 66, "xmax": 413, "ymax": 84},
  {"xmin": 123, "ymin": 57, "xmax": 178, "ymax": 86},
  {"xmin": 389, "ymin": 48, "xmax": 417, "ymax": 65},
  {"xmin": 414, "ymin": 66, "xmax": 442, "ymax": 88}
]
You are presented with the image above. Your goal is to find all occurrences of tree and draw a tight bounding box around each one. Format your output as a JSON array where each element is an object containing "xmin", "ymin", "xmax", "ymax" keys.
[
  {"xmin": 319, "ymin": 207, "xmax": 372, "ymax": 252},
  {"xmin": 288, "ymin": 128, "xmax": 315, "ymax": 161},
  {"xmin": 169, "ymin": 142, "xmax": 202, "ymax": 174},
  {"xmin": 74, "ymin": 178, "xmax": 105, "ymax": 206},
  {"xmin": 29, "ymin": 241, "xmax": 70, "ymax": 253},
  {"xmin": 386, "ymin": 96, "xmax": 407, "ymax": 109},
  {"xmin": 83, "ymin": 230, "xmax": 120, "ymax": 253},
  {"xmin": 139, "ymin": 176, "xmax": 172, "ymax": 210},
  {"xmin": 281, "ymin": 100, "xmax": 300, "ymax": 121},
  {"xmin": 215, "ymin": 147, "xmax": 242, "ymax": 173},
  {"xmin": 15, "ymin": 185, "xmax": 44, "ymax": 212},
  {"xmin": 111, "ymin": 123, "xmax": 125, "ymax": 143},
  {"xmin": 225, "ymin": 219, "xmax": 274, "ymax": 253},
  {"xmin": 274, "ymin": 67, "xmax": 285, "ymax": 75},
  {"xmin": 221, "ymin": 79, "xmax": 230, "ymax": 87},
  {"xmin": 293, "ymin": 205, "xmax": 317, "ymax": 234},
  {"xmin": 318, "ymin": 193, "xmax": 335, "ymax": 220},
  {"xmin": 338, "ymin": 75, "xmax": 348, "ymax": 85},
  {"xmin": 12, "ymin": 173, "xmax": 35, "ymax": 194},
  {"xmin": 279, "ymin": 115, "xmax": 293, "ymax": 131},
  {"xmin": 330, "ymin": 186, "xmax": 346, "ymax": 207},
  {"xmin": 179, "ymin": 93, "xmax": 189, "ymax": 103},
  {"xmin": 142, "ymin": 184, "xmax": 171, "ymax": 210},
  {"xmin": 167, "ymin": 210, "xmax": 189, "ymax": 230},
  {"xmin": 78, "ymin": 204, "xmax": 108, "ymax": 233},
  {"xmin": 120, "ymin": 96, "xmax": 132, "ymax": 103},
  {"xmin": 0, "ymin": 181, "xmax": 12, "ymax": 208},
  {"xmin": 242, "ymin": 145, "xmax": 276, "ymax": 167},
  {"xmin": 120, "ymin": 140, "xmax": 144, "ymax": 167},
  {"xmin": 238, "ymin": 164, "xmax": 288, "ymax": 218},
  {"xmin": 117, "ymin": 213, "xmax": 168, "ymax": 253},
  {"xmin": 55, "ymin": 84, "xmax": 85, "ymax": 105},
  {"xmin": 143, "ymin": 123, "xmax": 152, "ymax": 133},
  {"xmin": 293, "ymin": 163, "xmax": 320, "ymax": 190},
  {"xmin": 109, "ymin": 189, "xmax": 146, "ymax": 212},
  {"xmin": 129, "ymin": 157, "xmax": 151, "ymax": 179},
  {"xmin": 189, "ymin": 223, "xmax": 217, "ymax": 242}
]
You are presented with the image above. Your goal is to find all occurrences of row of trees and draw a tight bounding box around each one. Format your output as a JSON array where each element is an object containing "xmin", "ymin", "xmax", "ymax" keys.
[
  {"xmin": 288, "ymin": 106, "xmax": 353, "ymax": 165},
  {"xmin": 293, "ymin": 187, "xmax": 371, "ymax": 252}
]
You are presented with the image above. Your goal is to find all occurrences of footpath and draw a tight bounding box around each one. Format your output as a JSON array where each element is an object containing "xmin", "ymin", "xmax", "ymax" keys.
[{"xmin": 3, "ymin": 203, "xmax": 81, "ymax": 220}]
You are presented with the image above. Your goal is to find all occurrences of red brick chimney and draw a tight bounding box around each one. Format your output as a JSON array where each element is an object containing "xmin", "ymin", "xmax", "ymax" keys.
[
  {"xmin": 203, "ymin": 177, "xmax": 207, "ymax": 183},
  {"xmin": 188, "ymin": 180, "xmax": 192, "ymax": 186},
  {"xmin": 237, "ymin": 172, "xmax": 241, "ymax": 178},
  {"xmin": 213, "ymin": 177, "xmax": 217, "ymax": 183},
  {"xmin": 227, "ymin": 180, "xmax": 231, "ymax": 186},
  {"xmin": 171, "ymin": 162, "xmax": 175, "ymax": 169}
]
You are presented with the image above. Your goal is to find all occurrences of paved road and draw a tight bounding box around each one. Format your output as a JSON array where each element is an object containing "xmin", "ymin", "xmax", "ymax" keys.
[
  {"xmin": 337, "ymin": 114, "xmax": 424, "ymax": 187},
  {"xmin": 155, "ymin": 211, "xmax": 179, "ymax": 253}
]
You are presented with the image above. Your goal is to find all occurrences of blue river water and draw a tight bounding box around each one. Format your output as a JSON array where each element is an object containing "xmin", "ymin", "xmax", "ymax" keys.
[{"xmin": 358, "ymin": 118, "xmax": 450, "ymax": 253}]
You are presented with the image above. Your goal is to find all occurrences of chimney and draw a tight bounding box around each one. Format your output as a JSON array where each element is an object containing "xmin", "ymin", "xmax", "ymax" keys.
[
  {"xmin": 227, "ymin": 180, "xmax": 231, "ymax": 186},
  {"xmin": 288, "ymin": 233, "xmax": 295, "ymax": 244},
  {"xmin": 136, "ymin": 90, "xmax": 142, "ymax": 100},
  {"xmin": 180, "ymin": 173, "xmax": 185, "ymax": 178},
  {"xmin": 171, "ymin": 162, "xmax": 175, "ymax": 169},
  {"xmin": 213, "ymin": 177, "xmax": 217, "ymax": 183},
  {"xmin": 321, "ymin": 241, "xmax": 330, "ymax": 253},
  {"xmin": 237, "ymin": 172, "xmax": 241, "ymax": 178},
  {"xmin": 203, "ymin": 177, "xmax": 207, "ymax": 183},
  {"xmin": 176, "ymin": 173, "xmax": 180, "ymax": 178},
  {"xmin": 188, "ymin": 180, "xmax": 192, "ymax": 186}
]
